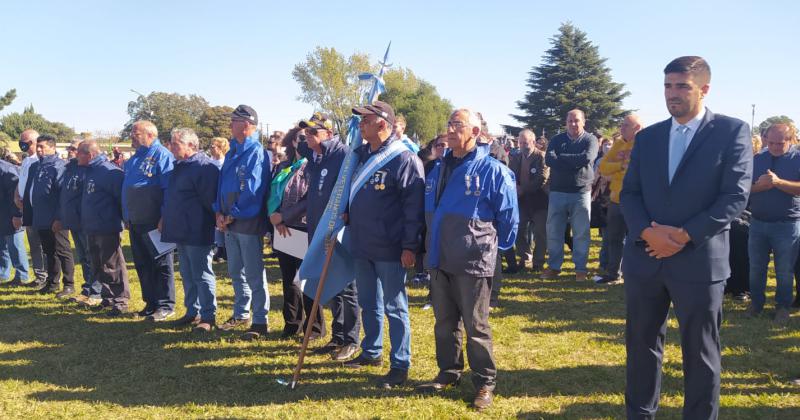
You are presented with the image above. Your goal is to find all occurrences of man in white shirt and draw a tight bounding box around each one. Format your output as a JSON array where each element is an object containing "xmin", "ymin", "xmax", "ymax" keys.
[{"xmin": 13, "ymin": 129, "xmax": 46, "ymax": 287}]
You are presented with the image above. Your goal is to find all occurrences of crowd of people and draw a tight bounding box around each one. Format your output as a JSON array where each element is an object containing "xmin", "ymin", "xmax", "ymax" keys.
[{"xmin": 0, "ymin": 55, "xmax": 797, "ymax": 416}]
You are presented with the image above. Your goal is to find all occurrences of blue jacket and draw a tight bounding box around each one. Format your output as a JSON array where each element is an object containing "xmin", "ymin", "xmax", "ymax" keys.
[
  {"xmin": 162, "ymin": 152, "xmax": 220, "ymax": 246},
  {"xmin": 25, "ymin": 154, "xmax": 66, "ymax": 229},
  {"xmin": 0, "ymin": 160, "xmax": 22, "ymax": 236},
  {"xmin": 348, "ymin": 138, "xmax": 425, "ymax": 261},
  {"xmin": 213, "ymin": 133, "xmax": 271, "ymax": 235},
  {"xmin": 424, "ymin": 144, "xmax": 519, "ymax": 277},
  {"xmin": 122, "ymin": 139, "xmax": 173, "ymax": 225},
  {"xmin": 298, "ymin": 138, "xmax": 348, "ymax": 241},
  {"xmin": 82, "ymin": 155, "xmax": 125, "ymax": 235},
  {"xmin": 60, "ymin": 158, "xmax": 85, "ymax": 231}
]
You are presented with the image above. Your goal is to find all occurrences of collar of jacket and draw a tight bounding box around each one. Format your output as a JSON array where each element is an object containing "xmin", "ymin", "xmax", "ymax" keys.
[
  {"xmin": 175, "ymin": 151, "xmax": 205, "ymax": 166},
  {"xmin": 39, "ymin": 153, "xmax": 60, "ymax": 166},
  {"xmin": 136, "ymin": 139, "xmax": 162, "ymax": 155},
  {"xmin": 230, "ymin": 133, "xmax": 260, "ymax": 157},
  {"xmin": 88, "ymin": 154, "xmax": 108, "ymax": 168},
  {"xmin": 444, "ymin": 143, "xmax": 487, "ymax": 167},
  {"xmin": 357, "ymin": 136, "xmax": 397, "ymax": 162}
]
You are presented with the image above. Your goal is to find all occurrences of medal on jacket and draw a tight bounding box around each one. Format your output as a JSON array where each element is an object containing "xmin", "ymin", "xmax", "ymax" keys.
[
  {"xmin": 140, "ymin": 157, "xmax": 155, "ymax": 178},
  {"xmin": 465, "ymin": 174, "xmax": 481, "ymax": 196}
]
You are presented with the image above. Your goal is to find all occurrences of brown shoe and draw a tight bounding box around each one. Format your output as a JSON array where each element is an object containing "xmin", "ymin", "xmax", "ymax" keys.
[
  {"xmin": 575, "ymin": 272, "xmax": 588, "ymax": 281},
  {"xmin": 472, "ymin": 386, "xmax": 493, "ymax": 411},
  {"xmin": 541, "ymin": 268, "xmax": 560, "ymax": 279},
  {"xmin": 172, "ymin": 314, "xmax": 201, "ymax": 327},
  {"xmin": 240, "ymin": 323, "xmax": 269, "ymax": 341},
  {"xmin": 218, "ymin": 317, "xmax": 251, "ymax": 331},
  {"xmin": 193, "ymin": 320, "xmax": 215, "ymax": 333},
  {"xmin": 331, "ymin": 343, "xmax": 359, "ymax": 361}
]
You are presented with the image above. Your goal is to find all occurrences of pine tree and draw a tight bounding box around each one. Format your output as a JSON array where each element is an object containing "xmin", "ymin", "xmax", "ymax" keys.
[{"xmin": 513, "ymin": 23, "xmax": 629, "ymax": 137}]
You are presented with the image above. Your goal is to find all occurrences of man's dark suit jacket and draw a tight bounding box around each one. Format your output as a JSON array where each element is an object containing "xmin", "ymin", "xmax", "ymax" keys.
[{"xmin": 620, "ymin": 108, "xmax": 752, "ymax": 283}]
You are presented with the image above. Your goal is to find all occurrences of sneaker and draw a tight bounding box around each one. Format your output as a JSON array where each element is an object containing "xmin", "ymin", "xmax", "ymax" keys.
[
  {"xmin": 26, "ymin": 279, "xmax": 47, "ymax": 288},
  {"xmin": 146, "ymin": 309, "xmax": 175, "ymax": 322},
  {"xmin": 137, "ymin": 307, "xmax": 156, "ymax": 317},
  {"xmin": 594, "ymin": 275, "xmax": 622, "ymax": 285},
  {"xmin": 332, "ymin": 343, "xmax": 359, "ymax": 361},
  {"xmin": 377, "ymin": 367, "xmax": 408, "ymax": 389},
  {"xmin": 774, "ymin": 307, "xmax": 791, "ymax": 325},
  {"xmin": 192, "ymin": 320, "xmax": 215, "ymax": 333},
  {"xmin": 343, "ymin": 353, "xmax": 382, "ymax": 368},
  {"xmin": 240, "ymin": 323, "xmax": 269, "ymax": 341},
  {"xmin": 70, "ymin": 294, "xmax": 90, "ymax": 304},
  {"xmin": 218, "ymin": 317, "xmax": 251, "ymax": 331},
  {"xmin": 422, "ymin": 302, "xmax": 432, "ymax": 310},
  {"xmin": 55, "ymin": 287, "xmax": 75, "ymax": 299},
  {"xmin": 732, "ymin": 292, "xmax": 751, "ymax": 302},
  {"xmin": 82, "ymin": 297, "xmax": 103, "ymax": 308},
  {"xmin": 37, "ymin": 284, "xmax": 60, "ymax": 295},
  {"xmin": 541, "ymin": 268, "xmax": 560, "ymax": 280}
]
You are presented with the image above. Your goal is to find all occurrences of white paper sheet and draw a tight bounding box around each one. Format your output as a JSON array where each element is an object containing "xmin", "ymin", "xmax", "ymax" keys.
[{"xmin": 273, "ymin": 228, "xmax": 308, "ymax": 260}]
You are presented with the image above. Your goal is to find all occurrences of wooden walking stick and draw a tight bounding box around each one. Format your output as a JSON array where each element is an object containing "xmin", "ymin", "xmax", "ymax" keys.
[{"xmin": 289, "ymin": 237, "xmax": 335, "ymax": 389}]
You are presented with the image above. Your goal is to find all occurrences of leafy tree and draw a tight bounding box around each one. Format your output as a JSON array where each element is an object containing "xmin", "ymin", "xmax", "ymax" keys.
[
  {"xmin": 513, "ymin": 22, "xmax": 630, "ymax": 136},
  {"xmin": 196, "ymin": 105, "xmax": 234, "ymax": 149},
  {"xmin": 0, "ymin": 105, "xmax": 76, "ymax": 142},
  {"xmin": 122, "ymin": 91, "xmax": 209, "ymax": 140},
  {"xmin": 292, "ymin": 46, "xmax": 375, "ymax": 133},
  {"xmin": 0, "ymin": 89, "xmax": 16, "ymax": 112},
  {"xmin": 382, "ymin": 68, "xmax": 453, "ymax": 142},
  {"xmin": 756, "ymin": 115, "xmax": 794, "ymax": 136}
]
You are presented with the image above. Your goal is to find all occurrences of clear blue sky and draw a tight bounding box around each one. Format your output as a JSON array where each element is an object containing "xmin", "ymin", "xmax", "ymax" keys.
[{"xmin": 2, "ymin": 0, "xmax": 798, "ymax": 137}]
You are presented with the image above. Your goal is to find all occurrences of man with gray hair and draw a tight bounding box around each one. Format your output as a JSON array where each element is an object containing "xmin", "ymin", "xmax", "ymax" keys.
[
  {"xmin": 123, "ymin": 120, "xmax": 176, "ymax": 321},
  {"xmin": 161, "ymin": 128, "xmax": 220, "ymax": 332},
  {"xmin": 508, "ymin": 128, "xmax": 549, "ymax": 272},
  {"xmin": 417, "ymin": 108, "xmax": 518, "ymax": 411},
  {"xmin": 543, "ymin": 109, "xmax": 598, "ymax": 281}
]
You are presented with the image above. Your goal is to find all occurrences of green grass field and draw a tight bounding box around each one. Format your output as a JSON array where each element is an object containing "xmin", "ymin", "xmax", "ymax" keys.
[{"xmin": 0, "ymin": 232, "xmax": 798, "ymax": 419}]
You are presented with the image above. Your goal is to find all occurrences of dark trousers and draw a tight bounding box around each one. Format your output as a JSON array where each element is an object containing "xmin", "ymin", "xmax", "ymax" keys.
[
  {"xmin": 605, "ymin": 203, "xmax": 627, "ymax": 279},
  {"xmin": 277, "ymin": 251, "xmax": 325, "ymax": 336},
  {"xmin": 38, "ymin": 229, "xmax": 74, "ymax": 289},
  {"xmin": 26, "ymin": 226, "xmax": 47, "ymax": 281},
  {"xmin": 625, "ymin": 271, "xmax": 724, "ymax": 420},
  {"xmin": 329, "ymin": 280, "xmax": 360, "ymax": 346},
  {"xmin": 129, "ymin": 225, "xmax": 175, "ymax": 311},
  {"xmin": 430, "ymin": 268, "xmax": 496, "ymax": 390},
  {"xmin": 88, "ymin": 233, "xmax": 130, "ymax": 310},
  {"xmin": 517, "ymin": 206, "xmax": 548, "ymax": 267},
  {"xmin": 727, "ymin": 222, "xmax": 750, "ymax": 295}
]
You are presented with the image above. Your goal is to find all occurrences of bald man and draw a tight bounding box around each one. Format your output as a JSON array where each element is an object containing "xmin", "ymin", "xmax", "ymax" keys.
[
  {"xmin": 508, "ymin": 129, "xmax": 549, "ymax": 272},
  {"xmin": 15, "ymin": 129, "xmax": 47, "ymax": 286},
  {"xmin": 596, "ymin": 114, "xmax": 643, "ymax": 284}
]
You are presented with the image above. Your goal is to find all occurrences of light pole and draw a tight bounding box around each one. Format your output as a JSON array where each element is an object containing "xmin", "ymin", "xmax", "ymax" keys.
[{"xmin": 751, "ymin": 104, "xmax": 756, "ymax": 133}]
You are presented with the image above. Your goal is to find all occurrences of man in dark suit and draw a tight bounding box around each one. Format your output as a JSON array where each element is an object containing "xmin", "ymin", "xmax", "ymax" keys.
[{"xmin": 620, "ymin": 56, "xmax": 752, "ymax": 419}]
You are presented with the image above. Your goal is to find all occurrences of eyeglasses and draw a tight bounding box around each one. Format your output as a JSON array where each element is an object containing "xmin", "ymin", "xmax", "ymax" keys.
[{"xmin": 447, "ymin": 121, "xmax": 467, "ymax": 129}]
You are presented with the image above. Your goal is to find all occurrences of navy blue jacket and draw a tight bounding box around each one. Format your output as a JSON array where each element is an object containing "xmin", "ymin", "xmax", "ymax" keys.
[
  {"xmin": 213, "ymin": 133, "xmax": 271, "ymax": 235},
  {"xmin": 348, "ymin": 138, "xmax": 425, "ymax": 261},
  {"xmin": 545, "ymin": 131, "xmax": 599, "ymax": 193},
  {"xmin": 298, "ymin": 138, "xmax": 348, "ymax": 241},
  {"xmin": 0, "ymin": 160, "xmax": 22, "ymax": 236},
  {"xmin": 122, "ymin": 139, "xmax": 174, "ymax": 225},
  {"xmin": 60, "ymin": 158, "xmax": 85, "ymax": 231},
  {"xmin": 82, "ymin": 155, "xmax": 125, "ymax": 235},
  {"xmin": 620, "ymin": 109, "xmax": 752, "ymax": 283},
  {"xmin": 162, "ymin": 152, "xmax": 220, "ymax": 246},
  {"xmin": 24, "ymin": 154, "xmax": 65, "ymax": 229}
]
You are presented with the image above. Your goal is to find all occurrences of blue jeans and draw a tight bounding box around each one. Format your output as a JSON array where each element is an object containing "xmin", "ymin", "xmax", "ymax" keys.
[
  {"xmin": 225, "ymin": 231, "xmax": 269, "ymax": 325},
  {"xmin": 178, "ymin": 244, "xmax": 217, "ymax": 321},
  {"xmin": 748, "ymin": 219, "xmax": 800, "ymax": 310},
  {"xmin": 73, "ymin": 231, "xmax": 101, "ymax": 298},
  {"xmin": 0, "ymin": 231, "xmax": 29, "ymax": 282},
  {"xmin": 546, "ymin": 191, "xmax": 591, "ymax": 272},
  {"xmin": 354, "ymin": 258, "xmax": 411, "ymax": 370}
]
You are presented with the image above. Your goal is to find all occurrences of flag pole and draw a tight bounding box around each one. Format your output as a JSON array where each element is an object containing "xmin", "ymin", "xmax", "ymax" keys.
[{"xmin": 289, "ymin": 237, "xmax": 335, "ymax": 389}]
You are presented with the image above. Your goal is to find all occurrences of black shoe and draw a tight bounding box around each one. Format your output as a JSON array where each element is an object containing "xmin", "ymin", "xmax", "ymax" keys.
[
  {"xmin": 137, "ymin": 307, "xmax": 156, "ymax": 317},
  {"xmin": 378, "ymin": 368, "xmax": 408, "ymax": 389},
  {"xmin": 27, "ymin": 279, "xmax": 47, "ymax": 288},
  {"xmin": 146, "ymin": 309, "xmax": 175, "ymax": 322},
  {"xmin": 37, "ymin": 284, "xmax": 59, "ymax": 295},
  {"xmin": 107, "ymin": 307, "xmax": 128, "ymax": 317},
  {"xmin": 55, "ymin": 287, "xmax": 75, "ymax": 299},
  {"xmin": 193, "ymin": 319, "xmax": 215, "ymax": 333},
  {"xmin": 240, "ymin": 323, "xmax": 269, "ymax": 341},
  {"xmin": 172, "ymin": 313, "xmax": 201, "ymax": 327},
  {"xmin": 312, "ymin": 340, "xmax": 341, "ymax": 355},
  {"xmin": 416, "ymin": 373, "xmax": 461, "ymax": 393},
  {"xmin": 332, "ymin": 343, "xmax": 359, "ymax": 361},
  {"xmin": 343, "ymin": 352, "xmax": 382, "ymax": 368}
]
